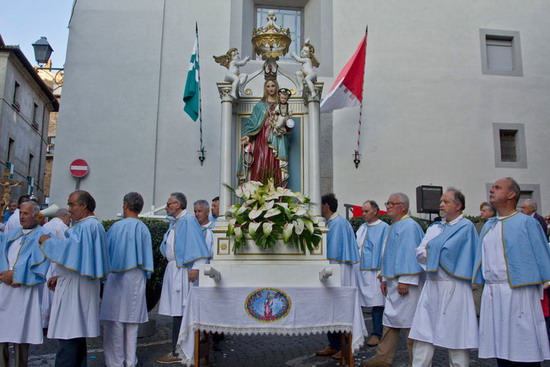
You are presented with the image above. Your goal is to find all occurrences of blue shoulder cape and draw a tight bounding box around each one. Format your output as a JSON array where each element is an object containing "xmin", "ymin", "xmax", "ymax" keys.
[
  {"xmin": 327, "ymin": 215, "xmax": 360, "ymax": 264},
  {"xmin": 40, "ymin": 217, "xmax": 109, "ymax": 279},
  {"xmin": 381, "ymin": 217, "xmax": 424, "ymax": 279},
  {"xmin": 473, "ymin": 212, "xmax": 550, "ymax": 287},
  {"xmin": 208, "ymin": 214, "xmax": 217, "ymax": 228},
  {"xmin": 160, "ymin": 213, "xmax": 210, "ymax": 268},
  {"xmin": 426, "ymin": 218, "xmax": 477, "ymax": 280},
  {"xmin": 360, "ymin": 221, "xmax": 389, "ymax": 270},
  {"xmin": 1, "ymin": 226, "xmax": 50, "ymax": 286},
  {"xmin": 107, "ymin": 218, "xmax": 154, "ymax": 275}
]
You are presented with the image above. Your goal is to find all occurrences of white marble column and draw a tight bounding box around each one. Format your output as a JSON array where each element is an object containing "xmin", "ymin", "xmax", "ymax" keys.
[
  {"xmin": 217, "ymin": 83, "xmax": 234, "ymax": 218},
  {"xmin": 306, "ymin": 83, "xmax": 323, "ymax": 216}
]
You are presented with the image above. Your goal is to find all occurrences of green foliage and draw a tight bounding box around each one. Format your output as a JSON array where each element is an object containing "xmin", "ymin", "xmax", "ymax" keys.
[
  {"xmin": 102, "ymin": 218, "xmax": 168, "ymax": 290},
  {"xmin": 464, "ymin": 215, "xmax": 482, "ymax": 224},
  {"xmin": 225, "ymin": 180, "xmax": 322, "ymax": 252}
]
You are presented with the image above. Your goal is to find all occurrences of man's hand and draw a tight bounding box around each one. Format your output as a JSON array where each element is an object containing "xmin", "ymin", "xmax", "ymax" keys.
[
  {"xmin": 380, "ymin": 281, "xmax": 388, "ymax": 297},
  {"xmin": 397, "ymin": 282, "xmax": 410, "ymax": 296},
  {"xmin": 188, "ymin": 269, "xmax": 199, "ymax": 282},
  {"xmin": 39, "ymin": 234, "xmax": 51, "ymax": 245},
  {"xmin": 47, "ymin": 276, "xmax": 58, "ymax": 291},
  {"xmin": 0, "ymin": 270, "xmax": 14, "ymax": 285}
]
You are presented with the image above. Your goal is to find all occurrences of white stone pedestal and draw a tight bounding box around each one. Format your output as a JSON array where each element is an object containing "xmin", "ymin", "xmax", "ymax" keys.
[{"xmin": 199, "ymin": 225, "xmax": 340, "ymax": 287}]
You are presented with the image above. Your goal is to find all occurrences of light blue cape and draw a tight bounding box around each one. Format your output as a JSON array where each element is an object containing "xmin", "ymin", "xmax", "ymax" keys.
[
  {"xmin": 40, "ymin": 217, "xmax": 109, "ymax": 279},
  {"xmin": 360, "ymin": 221, "xmax": 389, "ymax": 271},
  {"xmin": 473, "ymin": 212, "xmax": 550, "ymax": 287},
  {"xmin": 381, "ymin": 217, "xmax": 424, "ymax": 279},
  {"xmin": 208, "ymin": 214, "xmax": 217, "ymax": 228},
  {"xmin": 1, "ymin": 226, "xmax": 50, "ymax": 286},
  {"xmin": 106, "ymin": 218, "xmax": 154, "ymax": 276},
  {"xmin": 426, "ymin": 217, "xmax": 477, "ymax": 280},
  {"xmin": 160, "ymin": 213, "xmax": 210, "ymax": 267},
  {"xmin": 327, "ymin": 215, "xmax": 360, "ymax": 264}
]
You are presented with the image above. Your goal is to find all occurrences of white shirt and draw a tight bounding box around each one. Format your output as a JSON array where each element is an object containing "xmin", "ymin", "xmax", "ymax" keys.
[{"xmin": 4, "ymin": 209, "xmax": 21, "ymax": 233}]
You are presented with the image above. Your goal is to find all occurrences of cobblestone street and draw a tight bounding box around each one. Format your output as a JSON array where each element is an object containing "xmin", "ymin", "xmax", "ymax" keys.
[{"xmin": 14, "ymin": 308, "xmax": 548, "ymax": 366}]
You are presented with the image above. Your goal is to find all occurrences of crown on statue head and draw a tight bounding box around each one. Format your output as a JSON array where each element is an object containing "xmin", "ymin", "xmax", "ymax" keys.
[{"xmin": 263, "ymin": 62, "xmax": 278, "ymax": 81}]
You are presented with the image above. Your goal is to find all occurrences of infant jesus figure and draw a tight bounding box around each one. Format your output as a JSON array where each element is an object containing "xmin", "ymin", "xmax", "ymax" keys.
[{"xmin": 272, "ymin": 88, "xmax": 294, "ymax": 135}]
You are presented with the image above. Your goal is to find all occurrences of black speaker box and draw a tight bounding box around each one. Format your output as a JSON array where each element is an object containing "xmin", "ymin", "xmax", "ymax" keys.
[{"xmin": 416, "ymin": 185, "xmax": 443, "ymax": 213}]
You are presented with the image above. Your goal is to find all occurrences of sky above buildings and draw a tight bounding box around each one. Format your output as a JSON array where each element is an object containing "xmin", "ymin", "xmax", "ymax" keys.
[{"xmin": 0, "ymin": 0, "xmax": 74, "ymax": 67}]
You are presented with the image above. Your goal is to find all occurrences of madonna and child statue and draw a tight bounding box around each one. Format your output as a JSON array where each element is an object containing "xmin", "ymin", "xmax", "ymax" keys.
[{"xmin": 214, "ymin": 10, "xmax": 322, "ymax": 196}]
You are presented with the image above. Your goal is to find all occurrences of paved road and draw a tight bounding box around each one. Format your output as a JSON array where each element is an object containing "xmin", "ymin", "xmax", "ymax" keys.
[{"xmin": 12, "ymin": 308, "xmax": 549, "ymax": 366}]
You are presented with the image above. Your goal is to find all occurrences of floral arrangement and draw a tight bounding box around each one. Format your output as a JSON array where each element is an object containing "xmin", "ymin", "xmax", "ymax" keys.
[{"xmin": 225, "ymin": 180, "xmax": 322, "ymax": 252}]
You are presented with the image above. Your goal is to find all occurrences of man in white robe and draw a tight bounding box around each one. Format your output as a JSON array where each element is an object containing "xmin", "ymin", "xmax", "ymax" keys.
[
  {"xmin": 364, "ymin": 193, "xmax": 424, "ymax": 367},
  {"xmin": 156, "ymin": 193, "xmax": 210, "ymax": 364},
  {"xmin": 39, "ymin": 190, "xmax": 109, "ymax": 367},
  {"xmin": 41, "ymin": 209, "xmax": 70, "ymax": 329},
  {"xmin": 4, "ymin": 195, "xmax": 33, "ymax": 233},
  {"xmin": 194, "ymin": 200, "xmax": 214, "ymax": 256},
  {"xmin": 208, "ymin": 196, "xmax": 219, "ymax": 227},
  {"xmin": 474, "ymin": 178, "xmax": 550, "ymax": 367},
  {"xmin": 354, "ymin": 200, "xmax": 388, "ymax": 347},
  {"xmin": 317, "ymin": 193, "xmax": 360, "ymax": 360},
  {"xmin": 0, "ymin": 201, "xmax": 49, "ymax": 367},
  {"xmin": 410, "ymin": 189, "xmax": 478, "ymax": 367},
  {"xmin": 101, "ymin": 192, "xmax": 153, "ymax": 367}
]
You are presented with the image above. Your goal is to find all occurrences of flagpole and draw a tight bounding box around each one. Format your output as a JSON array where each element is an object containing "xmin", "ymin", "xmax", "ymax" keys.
[
  {"xmin": 196, "ymin": 22, "xmax": 206, "ymax": 166},
  {"xmin": 353, "ymin": 26, "xmax": 368, "ymax": 169}
]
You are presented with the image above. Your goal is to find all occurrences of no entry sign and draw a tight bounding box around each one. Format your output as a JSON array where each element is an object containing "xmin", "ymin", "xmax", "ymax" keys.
[{"xmin": 69, "ymin": 159, "xmax": 89, "ymax": 178}]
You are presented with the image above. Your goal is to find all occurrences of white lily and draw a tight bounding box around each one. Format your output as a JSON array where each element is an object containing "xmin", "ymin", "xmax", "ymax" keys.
[
  {"xmin": 237, "ymin": 204, "xmax": 249, "ymax": 215},
  {"xmin": 264, "ymin": 208, "xmax": 281, "ymax": 218},
  {"xmin": 303, "ymin": 219, "xmax": 314, "ymax": 234},
  {"xmin": 234, "ymin": 226, "xmax": 243, "ymax": 239},
  {"xmin": 283, "ymin": 222, "xmax": 294, "ymax": 242},
  {"xmin": 294, "ymin": 219, "xmax": 305, "ymax": 235},
  {"xmin": 249, "ymin": 208, "xmax": 263, "ymax": 220},
  {"xmin": 294, "ymin": 207, "xmax": 307, "ymax": 216},
  {"xmin": 248, "ymin": 222, "xmax": 261, "ymax": 236},
  {"xmin": 262, "ymin": 222, "xmax": 274, "ymax": 236}
]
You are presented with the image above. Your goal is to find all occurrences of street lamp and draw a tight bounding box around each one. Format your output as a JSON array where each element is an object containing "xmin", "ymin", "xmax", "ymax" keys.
[
  {"xmin": 32, "ymin": 37, "xmax": 64, "ymax": 86},
  {"xmin": 32, "ymin": 37, "xmax": 54, "ymax": 65}
]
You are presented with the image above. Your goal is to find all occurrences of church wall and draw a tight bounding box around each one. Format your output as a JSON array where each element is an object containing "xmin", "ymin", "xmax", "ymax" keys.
[{"xmin": 328, "ymin": 0, "xmax": 550, "ymax": 217}]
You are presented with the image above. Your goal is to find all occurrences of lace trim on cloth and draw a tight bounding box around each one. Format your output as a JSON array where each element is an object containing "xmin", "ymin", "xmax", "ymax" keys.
[{"xmin": 177, "ymin": 323, "xmax": 367, "ymax": 365}]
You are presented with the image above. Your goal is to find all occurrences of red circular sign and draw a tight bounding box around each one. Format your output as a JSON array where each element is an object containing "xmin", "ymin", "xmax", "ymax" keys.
[{"xmin": 69, "ymin": 159, "xmax": 89, "ymax": 178}]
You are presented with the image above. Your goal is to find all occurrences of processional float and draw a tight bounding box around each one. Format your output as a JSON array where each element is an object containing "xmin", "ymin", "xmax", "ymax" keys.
[
  {"xmin": 205, "ymin": 10, "xmax": 336, "ymax": 288},
  {"xmin": 178, "ymin": 12, "xmax": 366, "ymax": 367}
]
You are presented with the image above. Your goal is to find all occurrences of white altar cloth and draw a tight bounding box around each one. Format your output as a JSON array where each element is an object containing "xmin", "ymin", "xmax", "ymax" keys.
[{"xmin": 177, "ymin": 286, "xmax": 368, "ymax": 365}]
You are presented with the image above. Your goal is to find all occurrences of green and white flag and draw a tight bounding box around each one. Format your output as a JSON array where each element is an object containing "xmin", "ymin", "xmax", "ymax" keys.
[{"xmin": 183, "ymin": 27, "xmax": 200, "ymax": 121}]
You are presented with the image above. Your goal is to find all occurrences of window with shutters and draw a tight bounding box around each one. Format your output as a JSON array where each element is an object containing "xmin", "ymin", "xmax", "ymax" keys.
[{"xmin": 480, "ymin": 29, "xmax": 522, "ymax": 76}]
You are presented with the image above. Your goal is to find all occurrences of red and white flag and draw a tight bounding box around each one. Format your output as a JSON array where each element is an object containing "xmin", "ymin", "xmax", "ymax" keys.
[{"xmin": 320, "ymin": 34, "xmax": 367, "ymax": 113}]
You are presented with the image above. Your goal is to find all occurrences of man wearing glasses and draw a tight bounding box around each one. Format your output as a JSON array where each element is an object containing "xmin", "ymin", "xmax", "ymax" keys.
[
  {"xmin": 156, "ymin": 193, "xmax": 211, "ymax": 364},
  {"xmin": 364, "ymin": 193, "xmax": 424, "ymax": 367}
]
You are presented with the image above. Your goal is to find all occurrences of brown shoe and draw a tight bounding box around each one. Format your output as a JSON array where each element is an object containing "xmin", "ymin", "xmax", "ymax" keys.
[
  {"xmin": 362, "ymin": 358, "xmax": 391, "ymax": 367},
  {"xmin": 156, "ymin": 353, "xmax": 183, "ymax": 364},
  {"xmin": 316, "ymin": 346, "xmax": 339, "ymax": 356},
  {"xmin": 331, "ymin": 351, "xmax": 342, "ymax": 359},
  {"xmin": 366, "ymin": 335, "xmax": 380, "ymax": 347}
]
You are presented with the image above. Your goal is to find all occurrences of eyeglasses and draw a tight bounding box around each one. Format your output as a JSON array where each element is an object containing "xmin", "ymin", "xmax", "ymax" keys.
[
  {"xmin": 384, "ymin": 202, "xmax": 404, "ymax": 208},
  {"xmin": 166, "ymin": 202, "xmax": 177, "ymax": 207}
]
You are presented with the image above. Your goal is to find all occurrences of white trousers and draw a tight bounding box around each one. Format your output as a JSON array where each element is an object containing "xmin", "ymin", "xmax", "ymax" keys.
[
  {"xmin": 103, "ymin": 321, "xmax": 139, "ymax": 367},
  {"xmin": 412, "ymin": 340, "xmax": 469, "ymax": 367}
]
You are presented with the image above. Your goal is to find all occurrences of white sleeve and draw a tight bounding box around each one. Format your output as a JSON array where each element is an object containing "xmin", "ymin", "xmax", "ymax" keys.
[
  {"xmin": 397, "ymin": 274, "xmax": 419, "ymax": 286},
  {"xmin": 192, "ymin": 258, "xmax": 207, "ymax": 270}
]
